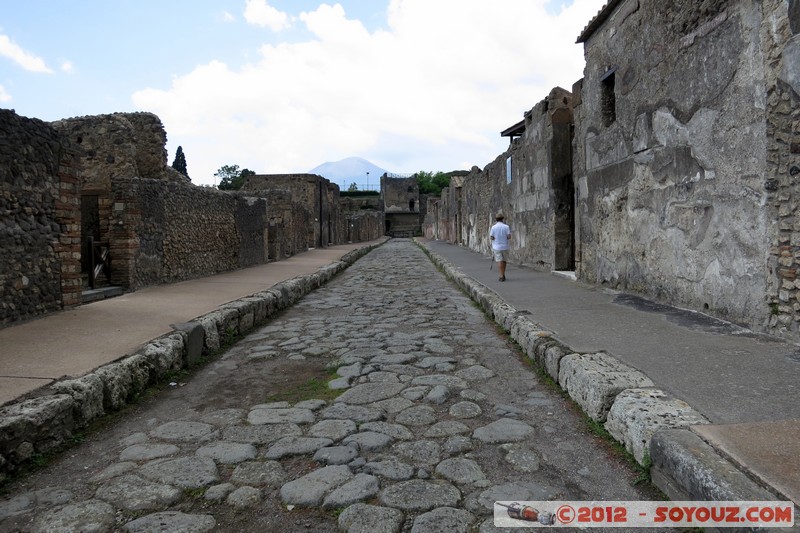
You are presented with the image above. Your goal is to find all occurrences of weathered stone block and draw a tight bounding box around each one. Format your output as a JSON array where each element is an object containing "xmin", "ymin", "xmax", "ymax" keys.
[
  {"xmin": 558, "ymin": 352, "xmax": 654, "ymax": 422},
  {"xmin": 544, "ymin": 346, "xmax": 570, "ymax": 382},
  {"xmin": 649, "ymin": 429, "xmax": 775, "ymax": 502},
  {"xmin": 0, "ymin": 395, "xmax": 75, "ymax": 462},
  {"xmin": 95, "ymin": 362, "xmax": 134, "ymax": 411},
  {"xmin": 142, "ymin": 335, "xmax": 184, "ymax": 376},
  {"xmin": 171, "ymin": 322, "xmax": 205, "ymax": 366},
  {"xmin": 605, "ymin": 388, "xmax": 709, "ymax": 465},
  {"xmin": 51, "ymin": 374, "xmax": 105, "ymax": 427},
  {"xmin": 197, "ymin": 312, "xmax": 221, "ymax": 353}
]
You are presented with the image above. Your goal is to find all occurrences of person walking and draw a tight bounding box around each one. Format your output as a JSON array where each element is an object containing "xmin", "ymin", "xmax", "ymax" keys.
[{"xmin": 490, "ymin": 212, "xmax": 512, "ymax": 281}]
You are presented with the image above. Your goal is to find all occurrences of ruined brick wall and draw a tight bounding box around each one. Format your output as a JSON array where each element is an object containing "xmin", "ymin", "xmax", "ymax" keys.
[
  {"xmin": 0, "ymin": 110, "xmax": 80, "ymax": 326},
  {"xmin": 243, "ymin": 174, "xmax": 337, "ymax": 249},
  {"xmin": 575, "ymin": 0, "xmax": 774, "ymax": 328},
  {"xmin": 763, "ymin": 0, "xmax": 800, "ymax": 336},
  {"xmin": 109, "ymin": 178, "xmax": 267, "ymax": 290}
]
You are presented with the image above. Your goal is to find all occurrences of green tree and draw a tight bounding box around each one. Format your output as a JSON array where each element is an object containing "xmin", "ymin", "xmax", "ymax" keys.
[
  {"xmin": 416, "ymin": 171, "xmax": 450, "ymax": 195},
  {"xmin": 171, "ymin": 146, "xmax": 188, "ymax": 176},
  {"xmin": 348, "ymin": 182, "xmax": 359, "ymax": 192},
  {"xmin": 216, "ymin": 165, "xmax": 255, "ymax": 190}
]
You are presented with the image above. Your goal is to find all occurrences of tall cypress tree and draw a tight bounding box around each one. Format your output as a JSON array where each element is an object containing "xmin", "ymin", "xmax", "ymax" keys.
[{"xmin": 172, "ymin": 146, "xmax": 188, "ymax": 176}]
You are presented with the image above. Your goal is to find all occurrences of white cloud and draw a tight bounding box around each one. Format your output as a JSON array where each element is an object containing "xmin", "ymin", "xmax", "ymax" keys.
[
  {"xmin": 133, "ymin": 0, "xmax": 603, "ymax": 185},
  {"xmin": 222, "ymin": 11, "xmax": 236, "ymax": 22},
  {"xmin": 0, "ymin": 84, "xmax": 11, "ymax": 103},
  {"xmin": 61, "ymin": 60, "xmax": 74, "ymax": 73},
  {"xmin": 0, "ymin": 34, "xmax": 53, "ymax": 73},
  {"xmin": 244, "ymin": 0, "xmax": 290, "ymax": 31}
]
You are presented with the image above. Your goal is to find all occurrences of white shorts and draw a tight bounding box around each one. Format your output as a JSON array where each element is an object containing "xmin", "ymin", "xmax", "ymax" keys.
[{"xmin": 493, "ymin": 249, "xmax": 509, "ymax": 262}]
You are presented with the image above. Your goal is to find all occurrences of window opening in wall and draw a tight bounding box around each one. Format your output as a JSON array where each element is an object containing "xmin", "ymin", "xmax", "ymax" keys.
[
  {"xmin": 409, "ymin": 199, "xmax": 415, "ymax": 211},
  {"xmin": 601, "ymin": 66, "xmax": 617, "ymax": 127},
  {"xmin": 506, "ymin": 156, "xmax": 512, "ymax": 184}
]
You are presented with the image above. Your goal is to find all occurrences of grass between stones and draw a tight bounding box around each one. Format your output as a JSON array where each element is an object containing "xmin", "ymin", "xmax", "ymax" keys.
[{"xmin": 264, "ymin": 368, "xmax": 343, "ymax": 404}]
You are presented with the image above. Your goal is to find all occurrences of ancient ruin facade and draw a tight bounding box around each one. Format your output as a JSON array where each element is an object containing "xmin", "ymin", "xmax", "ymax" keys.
[
  {"xmin": 424, "ymin": 0, "xmax": 800, "ymax": 339},
  {"xmin": 0, "ymin": 110, "xmax": 81, "ymax": 326},
  {"xmin": 1, "ymin": 111, "xmax": 383, "ymax": 327},
  {"xmin": 382, "ymin": 175, "xmax": 421, "ymax": 237},
  {"xmin": 574, "ymin": 0, "xmax": 796, "ymax": 333}
]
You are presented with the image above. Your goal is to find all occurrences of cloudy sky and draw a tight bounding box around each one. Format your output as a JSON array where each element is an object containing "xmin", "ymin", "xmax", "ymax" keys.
[{"xmin": 1, "ymin": 0, "xmax": 603, "ymax": 187}]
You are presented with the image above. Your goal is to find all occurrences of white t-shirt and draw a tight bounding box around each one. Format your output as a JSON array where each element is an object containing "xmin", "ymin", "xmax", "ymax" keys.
[{"xmin": 490, "ymin": 221, "xmax": 511, "ymax": 250}]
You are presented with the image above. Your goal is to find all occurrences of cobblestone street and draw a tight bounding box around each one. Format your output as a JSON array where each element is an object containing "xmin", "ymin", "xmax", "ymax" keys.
[{"xmin": 0, "ymin": 240, "xmax": 666, "ymax": 532}]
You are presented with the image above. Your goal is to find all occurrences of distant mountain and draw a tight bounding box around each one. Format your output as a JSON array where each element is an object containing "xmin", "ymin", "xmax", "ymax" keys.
[{"xmin": 309, "ymin": 157, "xmax": 388, "ymax": 188}]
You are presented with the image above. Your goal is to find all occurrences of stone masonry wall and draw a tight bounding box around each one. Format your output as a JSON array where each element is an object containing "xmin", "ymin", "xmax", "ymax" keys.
[
  {"xmin": 440, "ymin": 87, "xmax": 573, "ymax": 270},
  {"xmin": 109, "ymin": 177, "xmax": 267, "ymax": 290},
  {"xmin": 764, "ymin": 0, "xmax": 800, "ymax": 337},
  {"xmin": 575, "ymin": 0, "xmax": 773, "ymax": 328},
  {"xmin": 0, "ymin": 110, "xmax": 80, "ymax": 326}
]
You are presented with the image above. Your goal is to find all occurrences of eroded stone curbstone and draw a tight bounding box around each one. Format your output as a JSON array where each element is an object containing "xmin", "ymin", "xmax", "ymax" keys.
[
  {"xmin": 197, "ymin": 312, "xmax": 222, "ymax": 352},
  {"xmin": 558, "ymin": 352, "xmax": 654, "ymax": 422},
  {"xmin": 95, "ymin": 362, "xmax": 135, "ymax": 411},
  {"xmin": 649, "ymin": 429, "xmax": 775, "ymax": 502},
  {"xmin": 605, "ymin": 388, "xmax": 710, "ymax": 465},
  {"xmin": 171, "ymin": 322, "xmax": 205, "ymax": 365},
  {"xmin": 0, "ymin": 395, "xmax": 75, "ymax": 466},
  {"xmin": 51, "ymin": 374, "xmax": 105, "ymax": 428},
  {"xmin": 544, "ymin": 346, "xmax": 570, "ymax": 382}
]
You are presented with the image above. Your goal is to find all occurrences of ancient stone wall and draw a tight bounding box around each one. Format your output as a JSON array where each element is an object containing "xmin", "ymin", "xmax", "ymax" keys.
[
  {"xmin": 0, "ymin": 110, "xmax": 80, "ymax": 327},
  {"xmin": 109, "ymin": 178, "xmax": 267, "ymax": 290},
  {"xmin": 243, "ymin": 174, "xmax": 338, "ymax": 249},
  {"xmin": 763, "ymin": 0, "xmax": 800, "ymax": 337},
  {"xmin": 435, "ymin": 87, "xmax": 574, "ymax": 270},
  {"xmin": 575, "ymin": 0, "xmax": 774, "ymax": 328}
]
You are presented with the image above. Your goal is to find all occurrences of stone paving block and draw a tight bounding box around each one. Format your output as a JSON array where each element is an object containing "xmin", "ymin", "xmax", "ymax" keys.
[
  {"xmin": 558, "ymin": 352, "xmax": 655, "ymax": 422},
  {"xmin": 411, "ymin": 506, "xmax": 475, "ymax": 533},
  {"xmin": 335, "ymin": 383, "xmax": 406, "ymax": 405},
  {"xmin": 230, "ymin": 461, "xmax": 287, "ymax": 487},
  {"xmin": 119, "ymin": 443, "xmax": 179, "ymax": 462},
  {"xmin": 32, "ymin": 500, "xmax": 116, "ymax": 533},
  {"xmin": 321, "ymin": 403, "xmax": 385, "ymax": 423},
  {"xmin": 95, "ymin": 475, "xmax": 181, "ymax": 511},
  {"xmin": 196, "ymin": 441, "xmax": 257, "ymax": 464},
  {"xmin": 138, "ymin": 456, "xmax": 220, "ymax": 489},
  {"xmin": 247, "ymin": 407, "xmax": 316, "ymax": 425},
  {"xmin": 322, "ymin": 473, "xmax": 380, "ymax": 509},
  {"xmin": 342, "ymin": 431, "xmax": 393, "ymax": 452},
  {"xmin": 338, "ymin": 503, "xmax": 404, "ymax": 533},
  {"xmin": 123, "ymin": 511, "xmax": 215, "ymax": 532},
  {"xmin": 223, "ymin": 423, "xmax": 302, "ymax": 444},
  {"xmin": 605, "ymin": 388, "xmax": 709, "ymax": 465},
  {"xmin": 279, "ymin": 465, "xmax": 354, "ymax": 506},
  {"xmin": 264, "ymin": 436, "xmax": 333, "ymax": 459},
  {"xmin": 472, "ymin": 418, "xmax": 534, "ymax": 444},
  {"xmin": 379, "ymin": 479, "xmax": 461, "ymax": 511}
]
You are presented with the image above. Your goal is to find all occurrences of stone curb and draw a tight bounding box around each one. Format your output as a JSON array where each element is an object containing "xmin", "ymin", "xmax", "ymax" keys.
[
  {"xmin": 0, "ymin": 242, "xmax": 383, "ymax": 479},
  {"xmin": 415, "ymin": 239, "xmax": 780, "ymax": 503}
]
